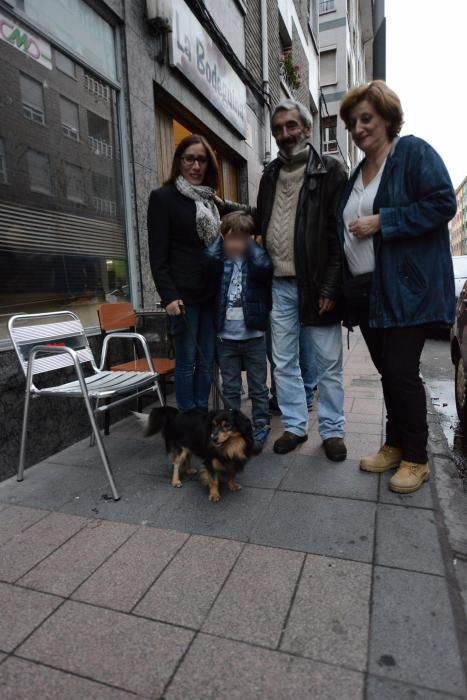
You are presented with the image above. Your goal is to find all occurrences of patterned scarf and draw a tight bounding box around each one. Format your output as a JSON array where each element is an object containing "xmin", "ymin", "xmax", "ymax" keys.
[{"xmin": 175, "ymin": 175, "xmax": 220, "ymax": 246}]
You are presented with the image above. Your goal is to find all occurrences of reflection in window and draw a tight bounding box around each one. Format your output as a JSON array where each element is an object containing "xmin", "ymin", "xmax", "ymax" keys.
[
  {"xmin": 87, "ymin": 111, "xmax": 113, "ymax": 159},
  {"xmin": 55, "ymin": 50, "xmax": 76, "ymax": 78},
  {"xmin": 20, "ymin": 73, "xmax": 45, "ymax": 124},
  {"xmin": 60, "ymin": 96, "xmax": 80, "ymax": 140},
  {"xmin": 64, "ymin": 162, "xmax": 85, "ymax": 202},
  {"xmin": 0, "ymin": 139, "xmax": 7, "ymax": 184},
  {"xmin": 92, "ymin": 173, "xmax": 116, "ymax": 216},
  {"xmin": 27, "ymin": 149, "xmax": 52, "ymax": 194}
]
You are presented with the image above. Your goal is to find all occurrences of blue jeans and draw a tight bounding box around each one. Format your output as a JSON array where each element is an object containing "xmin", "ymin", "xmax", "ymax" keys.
[
  {"xmin": 173, "ymin": 303, "xmax": 215, "ymax": 411},
  {"xmin": 267, "ymin": 325, "xmax": 319, "ymax": 406},
  {"xmin": 217, "ymin": 336, "xmax": 270, "ymax": 428},
  {"xmin": 270, "ymin": 278, "xmax": 345, "ymax": 439}
]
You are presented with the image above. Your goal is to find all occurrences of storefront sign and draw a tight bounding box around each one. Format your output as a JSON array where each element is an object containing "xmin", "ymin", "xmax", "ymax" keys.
[
  {"xmin": 0, "ymin": 11, "xmax": 52, "ymax": 69},
  {"xmin": 170, "ymin": 0, "xmax": 247, "ymax": 136}
]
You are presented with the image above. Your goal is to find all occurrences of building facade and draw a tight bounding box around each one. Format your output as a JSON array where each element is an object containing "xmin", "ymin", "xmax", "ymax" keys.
[
  {"xmin": 318, "ymin": 0, "xmax": 385, "ymax": 170},
  {"xmin": 0, "ymin": 0, "xmax": 320, "ymax": 478},
  {"xmin": 451, "ymin": 176, "xmax": 467, "ymax": 256}
]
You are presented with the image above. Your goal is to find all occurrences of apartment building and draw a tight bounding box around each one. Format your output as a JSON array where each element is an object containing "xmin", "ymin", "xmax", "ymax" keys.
[{"xmin": 451, "ymin": 176, "xmax": 467, "ymax": 255}]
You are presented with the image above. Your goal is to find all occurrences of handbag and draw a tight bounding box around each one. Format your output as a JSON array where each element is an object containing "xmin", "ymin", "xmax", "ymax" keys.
[{"xmin": 343, "ymin": 272, "xmax": 373, "ymax": 314}]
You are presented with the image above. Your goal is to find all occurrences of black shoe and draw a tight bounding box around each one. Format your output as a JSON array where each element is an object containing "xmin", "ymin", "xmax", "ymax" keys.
[
  {"xmin": 269, "ymin": 397, "xmax": 281, "ymax": 415},
  {"xmin": 274, "ymin": 431, "xmax": 308, "ymax": 454},
  {"xmin": 323, "ymin": 438, "xmax": 347, "ymax": 462}
]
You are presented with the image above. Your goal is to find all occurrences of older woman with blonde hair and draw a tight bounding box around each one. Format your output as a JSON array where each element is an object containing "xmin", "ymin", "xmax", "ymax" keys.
[{"xmin": 337, "ymin": 80, "xmax": 456, "ymax": 493}]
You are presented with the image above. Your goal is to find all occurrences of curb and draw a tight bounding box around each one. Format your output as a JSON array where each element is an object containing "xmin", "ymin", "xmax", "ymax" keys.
[{"xmin": 427, "ymin": 388, "xmax": 467, "ymax": 677}]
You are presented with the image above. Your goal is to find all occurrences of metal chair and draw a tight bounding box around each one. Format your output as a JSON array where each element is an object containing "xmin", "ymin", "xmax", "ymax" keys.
[{"xmin": 8, "ymin": 311, "xmax": 165, "ymax": 501}]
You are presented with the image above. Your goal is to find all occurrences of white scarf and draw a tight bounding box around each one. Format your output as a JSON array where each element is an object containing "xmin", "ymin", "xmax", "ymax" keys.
[{"xmin": 175, "ymin": 175, "xmax": 220, "ymax": 246}]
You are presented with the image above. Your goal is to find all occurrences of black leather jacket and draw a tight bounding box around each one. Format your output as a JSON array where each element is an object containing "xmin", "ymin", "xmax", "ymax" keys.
[{"xmin": 255, "ymin": 145, "xmax": 347, "ymax": 326}]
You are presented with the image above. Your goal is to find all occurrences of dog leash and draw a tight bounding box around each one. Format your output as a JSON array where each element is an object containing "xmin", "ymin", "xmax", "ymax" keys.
[{"xmin": 178, "ymin": 304, "xmax": 232, "ymax": 410}]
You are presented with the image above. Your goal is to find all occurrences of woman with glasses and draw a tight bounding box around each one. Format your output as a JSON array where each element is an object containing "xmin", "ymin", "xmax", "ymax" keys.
[{"xmin": 148, "ymin": 134, "xmax": 220, "ymax": 410}]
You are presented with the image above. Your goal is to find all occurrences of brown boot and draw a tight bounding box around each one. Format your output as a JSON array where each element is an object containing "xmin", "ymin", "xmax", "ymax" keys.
[
  {"xmin": 389, "ymin": 461, "xmax": 430, "ymax": 494},
  {"xmin": 273, "ymin": 431, "xmax": 308, "ymax": 454},
  {"xmin": 360, "ymin": 445, "xmax": 402, "ymax": 473},
  {"xmin": 323, "ymin": 438, "xmax": 347, "ymax": 462}
]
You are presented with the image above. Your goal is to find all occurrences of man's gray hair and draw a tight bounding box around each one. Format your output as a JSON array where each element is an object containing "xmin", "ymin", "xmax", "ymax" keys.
[{"xmin": 271, "ymin": 99, "xmax": 313, "ymax": 129}]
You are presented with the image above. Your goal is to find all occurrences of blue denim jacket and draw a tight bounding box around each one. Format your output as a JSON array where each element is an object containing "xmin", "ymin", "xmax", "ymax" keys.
[{"xmin": 338, "ymin": 135, "xmax": 457, "ymax": 328}]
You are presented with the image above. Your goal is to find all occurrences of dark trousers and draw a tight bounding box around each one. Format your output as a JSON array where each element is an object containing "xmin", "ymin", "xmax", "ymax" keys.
[
  {"xmin": 217, "ymin": 336, "xmax": 271, "ymax": 428},
  {"xmin": 360, "ymin": 321, "xmax": 428, "ymax": 464}
]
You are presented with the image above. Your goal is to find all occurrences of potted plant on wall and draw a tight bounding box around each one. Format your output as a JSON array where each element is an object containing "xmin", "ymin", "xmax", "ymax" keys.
[{"xmin": 280, "ymin": 51, "xmax": 302, "ymax": 90}]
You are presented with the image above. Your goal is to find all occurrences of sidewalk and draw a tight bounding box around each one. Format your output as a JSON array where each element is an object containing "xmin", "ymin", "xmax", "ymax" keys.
[{"xmin": 0, "ymin": 331, "xmax": 465, "ymax": 699}]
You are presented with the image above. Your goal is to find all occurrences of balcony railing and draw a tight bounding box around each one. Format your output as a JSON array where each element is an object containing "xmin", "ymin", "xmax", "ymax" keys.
[
  {"xmin": 92, "ymin": 196, "xmax": 116, "ymax": 217},
  {"xmin": 84, "ymin": 73, "xmax": 110, "ymax": 102},
  {"xmin": 319, "ymin": 0, "xmax": 335, "ymax": 13},
  {"xmin": 88, "ymin": 135, "xmax": 113, "ymax": 159}
]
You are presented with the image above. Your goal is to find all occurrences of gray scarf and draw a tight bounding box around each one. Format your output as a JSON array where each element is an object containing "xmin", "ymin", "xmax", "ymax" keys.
[{"xmin": 175, "ymin": 175, "xmax": 220, "ymax": 246}]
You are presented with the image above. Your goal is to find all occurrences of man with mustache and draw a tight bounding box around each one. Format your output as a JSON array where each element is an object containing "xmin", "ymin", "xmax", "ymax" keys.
[{"xmin": 255, "ymin": 99, "xmax": 348, "ymax": 460}]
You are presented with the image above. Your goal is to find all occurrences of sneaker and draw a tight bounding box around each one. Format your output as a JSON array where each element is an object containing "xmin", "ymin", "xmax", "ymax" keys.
[
  {"xmin": 252, "ymin": 425, "xmax": 271, "ymax": 454},
  {"xmin": 360, "ymin": 445, "xmax": 402, "ymax": 473},
  {"xmin": 269, "ymin": 397, "xmax": 281, "ymax": 415},
  {"xmin": 273, "ymin": 431, "xmax": 308, "ymax": 454},
  {"xmin": 323, "ymin": 437, "xmax": 347, "ymax": 462},
  {"xmin": 389, "ymin": 461, "xmax": 430, "ymax": 493}
]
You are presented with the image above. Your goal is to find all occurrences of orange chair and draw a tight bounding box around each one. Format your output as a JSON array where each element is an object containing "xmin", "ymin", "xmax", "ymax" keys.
[{"xmin": 97, "ymin": 303, "xmax": 175, "ymax": 431}]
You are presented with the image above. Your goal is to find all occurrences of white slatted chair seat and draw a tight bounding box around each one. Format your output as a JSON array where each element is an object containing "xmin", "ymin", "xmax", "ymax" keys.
[{"xmin": 8, "ymin": 311, "xmax": 165, "ymax": 501}]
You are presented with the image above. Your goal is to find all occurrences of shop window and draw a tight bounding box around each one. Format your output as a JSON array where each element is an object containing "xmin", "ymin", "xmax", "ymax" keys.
[
  {"xmin": 55, "ymin": 50, "xmax": 76, "ymax": 78},
  {"xmin": 64, "ymin": 163, "xmax": 85, "ymax": 203},
  {"xmin": 87, "ymin": 111, "xmax": 113, "ymax": 159},
  {"xmin": 27, "ymin": 149, "xmax": 52, "ymax": 194},
  {"xmin": 60, "ymin": 96, "xmax": 80, "ymax": 141},
  {"xmin": 20, "ymin": 73, "xmax": 45, "ymax": 124},
  {"xmin": 322, "ymin": 116, "xmax": 338, "ymax": 153},
  {"xmin": 0, "ymin": 38, "xmax": 129, "ymax": 338},
  {"xmin": 0, "ymin": 139, "xmax": 7, "ymax": 184}
]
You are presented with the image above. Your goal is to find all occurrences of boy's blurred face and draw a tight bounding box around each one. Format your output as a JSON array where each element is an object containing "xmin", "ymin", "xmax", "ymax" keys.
[{"xmin": 223, "ymin": 231, "xmax": 250, "ymax": 259}]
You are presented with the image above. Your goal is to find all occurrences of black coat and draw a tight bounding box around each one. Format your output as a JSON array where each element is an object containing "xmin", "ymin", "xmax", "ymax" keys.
[
  {"xmin": 147, "ymin": 184, "xmax": 216, "ymax": 307},
  {"xmin": 255, "ymin": 145, "xmax": 348, "ymax": 326}
]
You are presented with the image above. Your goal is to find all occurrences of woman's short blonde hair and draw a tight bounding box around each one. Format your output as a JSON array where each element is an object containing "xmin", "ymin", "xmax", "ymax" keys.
[{"xmin": 339, "ymin": 80, "xmax": 404, "ymax": 139}]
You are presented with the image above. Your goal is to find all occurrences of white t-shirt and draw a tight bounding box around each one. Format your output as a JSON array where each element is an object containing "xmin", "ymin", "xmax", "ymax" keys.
[{"xmin": 343, "ymin": 159, "xmax": 386, "ymax": 277}]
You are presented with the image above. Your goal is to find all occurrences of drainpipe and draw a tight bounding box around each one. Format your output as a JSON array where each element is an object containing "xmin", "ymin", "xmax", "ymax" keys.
[{"xmin": 260, "ymin": 0, "xmax": 271, "ymax": 165}]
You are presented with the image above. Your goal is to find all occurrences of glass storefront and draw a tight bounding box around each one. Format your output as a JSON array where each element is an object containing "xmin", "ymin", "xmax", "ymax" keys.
[{"xmin": 0, "ymin": 5, "xmax": 129, "ymax": 338}]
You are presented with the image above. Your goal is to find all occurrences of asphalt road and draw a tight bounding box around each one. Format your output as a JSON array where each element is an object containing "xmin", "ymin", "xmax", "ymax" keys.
[{"xmin": 421, "ymin": 336, "xmax": 467, "ymax": 479}]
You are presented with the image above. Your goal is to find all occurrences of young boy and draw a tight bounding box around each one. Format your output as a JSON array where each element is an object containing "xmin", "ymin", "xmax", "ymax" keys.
[{"xmin": 206, "ymin": 211, "xmax": 273, "ymax": 453}]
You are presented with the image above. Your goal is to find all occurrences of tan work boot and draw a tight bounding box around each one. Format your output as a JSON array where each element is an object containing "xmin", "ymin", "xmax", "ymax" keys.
[
  {"xmin": 389, "ymin": 461, "xmax": 430, "ymax": 493},
  {"xmin": 360, "ymin": 445, "xmax": 402, "ymax": 473}
]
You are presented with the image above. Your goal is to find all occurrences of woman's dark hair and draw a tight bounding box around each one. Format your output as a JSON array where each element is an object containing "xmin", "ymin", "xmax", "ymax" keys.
[
  {"xmin": 340, "ymin": 80, "xmax": 404, "ymax": 139},
  {"xmin": 165, "ymin": 134, "xmax": 220, "ymax": 189}
]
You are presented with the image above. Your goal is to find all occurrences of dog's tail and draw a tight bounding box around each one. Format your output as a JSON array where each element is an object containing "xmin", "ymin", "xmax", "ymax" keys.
[{"xmin": 133, "ymin": 406, "xmax": 179, "ymax": 438}]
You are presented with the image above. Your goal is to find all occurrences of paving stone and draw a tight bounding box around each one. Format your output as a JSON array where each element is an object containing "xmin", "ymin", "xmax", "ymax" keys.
[
  {"xmin": 369, "ymin": 566, "xmax": 466, "ymax": 696},
  {"xmin": 18, "ymin": 600, "xmax": 194, "ymax": 697},
  {"xmin": 376, "ymin": 505, "xmax": 445, "ymax": 575},
  {"xmin": 203, "ymin": 544, "xmax": 304, "ymax": 647},
  {"xmin": 344, "ymin": 421, "xmax": 383, "ymax": 435},
  {"xmin": 0, "ymin": 582, "xmax": 62, "ymax": 652},
  {"xmin": 280, "ymin": 455, "xmax": 379, "ymax": 502},
  {"xmin": 153, "ymin": 481, "xmax": 274, "ymax": 541},
  {"xmin": 366, "ymin": 674, "xmax": 464, "ymax": 699},
  {"xmin": 0, "ymin": 513, "xmax": 86, "ymax": 583},
  {"xmin": 240, "ymin": 452, "xmax": 290, "ymax": 489},
  {"xmin": 342, "ymin": 434, "xmax": 383, "ymax": 461},
  {"xmin": 345, "ymin": 412, "xmax": 383, "ymax": 425},
  {"xmin": 351, "ymin": 398, "xmax": 383, "ymax": 415},
  {"xmin": 73, "ymin": 527, "xmax": 188, "ymax": 611},
  {"xmin": 165, "ymin": 633, "xmax": 364, "ymax": 700},
  {"xmin": 19, "ymin": 520, "xmax": 136, "ymax": 596},
  {"xmin": 0, "ymin": 464, "xmax": 109, "ymax": 510},
  {"xmin": 45, "ymin": 435, "xmax": 150, "ymax": 470},
  {"xmin": 250, "ymin": 491, "xmax": 376, "ymax": 563},
  {"xmin": 379, "ymin": 470, "xmax": 434, "ymax": 509},
  {"xmin": 59, "ymin": 476, "xmax": 178, "ymax": 525},
  {"xmin": 281, "ymin": 554, "xmax": 371, "ymax": 671},
  {"xmin": 0, "ymin": 506, "xmax": 48, "ymax": 546},
  {"xmin": 0, "ymin": 657, "xmax": 135, "ymax": 699},
  {"xmin": 135, "ymin": 535, "xmax": 242, "ymax": 627}
]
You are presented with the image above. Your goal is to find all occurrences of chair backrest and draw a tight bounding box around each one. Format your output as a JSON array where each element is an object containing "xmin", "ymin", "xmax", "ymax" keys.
[
  {"xmin": 8, "ymin": 311, "xmax": 96, "ymax": 378},
  {"xmin": 98, "ymin": 302, "xmax": 136, "ymax": 332}
]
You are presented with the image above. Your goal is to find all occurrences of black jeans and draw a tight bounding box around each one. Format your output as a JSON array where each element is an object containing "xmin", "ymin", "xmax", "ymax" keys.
[
  {"xmin": 217, "ymin": 336, "xmax": 271, "ymax": 429},
  {"xmin": 360, "ymin": 321, "xmax": 428, "ymax": 464}
]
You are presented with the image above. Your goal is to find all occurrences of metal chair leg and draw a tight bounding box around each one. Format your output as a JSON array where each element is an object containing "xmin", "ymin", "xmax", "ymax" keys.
[
  {"xmin": 89, "ymin": 398, "xmax": 99, "ymax": 447},
  {"xmin": 18, "ymin": 387, "xmax": 32, "ymax": 481},
  {"xmin": 156, "ymin": 380, "xmax": 165, "ymax": 407},
  {"xmin": 85, "ymin": 402, "xmax": 119, "ymax": 501}
]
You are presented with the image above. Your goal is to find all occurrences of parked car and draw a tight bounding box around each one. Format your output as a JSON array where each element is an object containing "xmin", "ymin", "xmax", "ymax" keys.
[
  {"xmin": 452, "ymin": 255, "xmax": 467, "ymax": 300},
  {"xmin": 451, "ymin": 279, "xmax": 467, "ymax": 421}
]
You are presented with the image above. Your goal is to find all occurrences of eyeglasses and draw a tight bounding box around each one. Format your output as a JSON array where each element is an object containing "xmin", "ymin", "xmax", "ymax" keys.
[{"xmin": 181, "ymin": 155, "xmax": 209, "ymax": 165}]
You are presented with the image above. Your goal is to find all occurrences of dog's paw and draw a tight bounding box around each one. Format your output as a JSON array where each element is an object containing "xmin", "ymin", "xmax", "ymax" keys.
[
  {"xmin": 172, "ymin": 480, "xmax": 183, "ymax": 488},
  {"xmin": 208, "ymin": 492, "xmax": 220, "ymax": 503},
  {"xmin": 185, "ymin": 467, "xmax": 198, "ymax": 476},
  {"xmin": 228, "ymin": 482, "xmax": 242, "ymax": 492}
]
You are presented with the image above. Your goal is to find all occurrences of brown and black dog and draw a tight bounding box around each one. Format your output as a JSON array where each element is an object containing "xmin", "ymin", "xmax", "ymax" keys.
[{"xmin": 136, "ymin": 407, "xmax": 254, "ymax": 502}]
